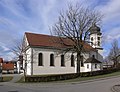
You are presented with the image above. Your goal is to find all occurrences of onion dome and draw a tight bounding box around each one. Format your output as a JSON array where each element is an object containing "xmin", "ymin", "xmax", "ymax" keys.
[{"xmin": 90, "ymin": 23, "xmax": 102, "ymax": 35}]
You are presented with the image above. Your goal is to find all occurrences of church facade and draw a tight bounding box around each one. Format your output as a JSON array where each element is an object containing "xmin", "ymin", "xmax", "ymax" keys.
[{"xmin": 22, "ymin": 24, "xmax": 103, "ymax": 75}]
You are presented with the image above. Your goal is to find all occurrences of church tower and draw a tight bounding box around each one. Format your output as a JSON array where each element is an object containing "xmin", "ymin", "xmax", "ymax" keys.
[{"xmin": 89, "ymin": 24, "xmax": 103, "ymax": 56}]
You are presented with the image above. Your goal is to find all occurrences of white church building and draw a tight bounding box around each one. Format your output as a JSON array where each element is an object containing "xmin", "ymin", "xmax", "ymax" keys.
[{"xmin": 23, "ymin": 24, "xmax": 103, "ymax": 75}]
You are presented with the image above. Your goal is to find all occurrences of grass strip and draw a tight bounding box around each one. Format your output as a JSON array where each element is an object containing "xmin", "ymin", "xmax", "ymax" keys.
[{"xmin": 0, "ymin": 76, "xmax": 13, "ymax": 82}]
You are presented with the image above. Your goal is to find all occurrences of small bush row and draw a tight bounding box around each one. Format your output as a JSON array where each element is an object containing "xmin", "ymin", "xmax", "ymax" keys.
[
  {"xmin": 25, "ymin": 73, "xmax": 80, "ymax": 82},
  {"xmin": 80, "ymin": 67, "xmax": 120, "ymax": 77}
]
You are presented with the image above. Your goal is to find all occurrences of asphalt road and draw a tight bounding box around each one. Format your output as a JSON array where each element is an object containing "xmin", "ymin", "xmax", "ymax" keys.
[{"xmin": 1, "ymin": 76, "xmax": 120, "ymax": 92}]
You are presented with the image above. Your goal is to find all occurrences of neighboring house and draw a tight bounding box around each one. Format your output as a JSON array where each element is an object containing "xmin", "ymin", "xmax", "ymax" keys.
[
  {"xmin": 0, "ymin": 59, "xmax": 18, "ymax": 74},
  {"xmin": 23, "ymin": 24, "xmax": 103, "ymax": 75},
  {"xmin": 2, "ymin": 62, "xmax": 14, "ymax": 73}
]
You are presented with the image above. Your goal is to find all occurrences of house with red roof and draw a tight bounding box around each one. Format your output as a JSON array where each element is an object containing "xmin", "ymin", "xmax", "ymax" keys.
[
  {"xmin": 0, "ymin": 58, "xmax": 16, "ymax": 74},
  {"xmin": 22, "ymin": 24, "xmax": 103, "ymax": 75}
]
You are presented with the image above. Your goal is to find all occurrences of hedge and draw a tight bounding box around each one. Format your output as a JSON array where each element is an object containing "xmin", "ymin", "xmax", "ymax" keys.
[
  {"xmin": 80, "ymin": 67, "xmax": 120, "ymax": 77},
  {"xmin": 25, "ymin": 73, "xmax": 80, "ymax": 82},
  {"xmin": 25, "ymin": 67, "xmax": 120, "ymax": 82}
]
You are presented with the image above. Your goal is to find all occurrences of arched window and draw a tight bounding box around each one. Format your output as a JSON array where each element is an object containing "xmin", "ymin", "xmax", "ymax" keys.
[
  {"xmin": 61, "ymin": 55, "xmax": 65, "ymax": 66},
  {"xmin": 98, "ymin": 37, "xmax": 100, "ymax": 40},
  {"xmin": 50, "ymin": 54, "xmax": 54, "ymax": 66},
  {"xmin": 87, "ymin": 64, "xmax": 89, "ymax": 69},
  {"xmin": 95, "ymin": 64, "xmax": 97, "ymax": 69},
  {"xmin": 91, "ymin": 37, "xmax": 93, "ymax": 41},
  {"xmin": 98, "ymin": 41, "xmax": 100, "ymax": 46},
  {"xmin": 38, "ymin": 53, "xmax": 43, "ymax": 66},
  {"xmin": 71, "ymin": 54, "xmax": 74, "ymax": 67}
]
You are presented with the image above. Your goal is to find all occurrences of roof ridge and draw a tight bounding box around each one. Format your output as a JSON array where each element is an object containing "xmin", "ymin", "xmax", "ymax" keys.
[{"xmin": 25, "ymin": 32, "xmax": 57, "ymax": 37}]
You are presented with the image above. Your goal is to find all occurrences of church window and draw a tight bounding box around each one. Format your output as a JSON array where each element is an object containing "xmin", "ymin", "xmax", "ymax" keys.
[
  {"xmin": 50, "ymin": 54, "xmax": 54, "ymax": 66},
  {"xmin": 95, "ymin": 64, "xmax": 97, "ymax": 69},
  {"xmin": 61, "ymin": 55, "xmax": 65, "ymax": 66},
  {"xmin": 98, "ymin": 41, "xmax": 100, "ymax": 46},
  {"xmin": 71, "ymin": 54, "xmax": 74, "ymax": 67},
  {"xmin": 91, "ymin": 37, "xmax": 93, "ymax": 41},
  {"xmin": 87, "ymin": 64, "xmax": 89, "ymax": 69},
  {"xmin": 38, "ymin": 53, "xmax": 43, "ymax": 66},
  {"xmin": 98, "ymin": 37, "xmax": 100, "ymax": 40}
]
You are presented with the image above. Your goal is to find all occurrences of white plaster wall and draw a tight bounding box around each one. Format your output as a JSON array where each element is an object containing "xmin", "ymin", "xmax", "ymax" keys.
[
  {"xmin": 32, "ymin": 48, "xmax": 76, "ymax": 75},
  {"xmin": 25, "ymin": 48, "xmax": 32, "ymax": 75},
  {"xmin": 24, "ymin": 47, "xmax": 103, "ymax": 75},
  {"xmin": 84, "ymin": 63, "xmax": 102, "ymax": 72},
  {"xmin": 84, "ymin": 63, "xmax": 92, "ymax": 72},
  {"xmin": 91, "ymin": 63, "xmax": 102, "ymax": 71}
]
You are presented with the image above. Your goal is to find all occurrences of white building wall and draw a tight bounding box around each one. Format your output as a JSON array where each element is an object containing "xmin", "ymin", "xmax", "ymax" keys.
[
  {"xmin": 25, "ymin": 48, "xmax": 32, "ymax": 75},
  {"xmin": 90, "ymin": 33, "xmax": 103, "ymax": 62},
  {"xmin": 24, "ymin": 47, "xmax": 103, "ymax": 75},
  {"xmin": 32, "ymin": 48, "xmax": 76, "ymax": 75},
  {"xmin": 84, "ymin": 63, "xmax": 102, "ymax": 72}
]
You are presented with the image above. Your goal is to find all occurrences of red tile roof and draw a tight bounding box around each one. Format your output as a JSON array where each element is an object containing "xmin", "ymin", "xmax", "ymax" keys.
[
  {"xmin": 2, "ymin": 63, "xmax": 14, "ymax": 70},
  {"xmin": 25, "ymin": 32, "xmax": 96, "ymax": 52}
]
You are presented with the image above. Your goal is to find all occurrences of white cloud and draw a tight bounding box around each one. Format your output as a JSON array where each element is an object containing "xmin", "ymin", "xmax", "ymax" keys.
[
  {"xmin": 103, "ymin": 27, "xmax": 120, "ymax": 43},
  {"xmin": 96, "ymin": 0, "xmax": 120, "ymax": 24},
  {"xmin": 0, "ymin": 0, "xmax": 120, "ymax": 60}
]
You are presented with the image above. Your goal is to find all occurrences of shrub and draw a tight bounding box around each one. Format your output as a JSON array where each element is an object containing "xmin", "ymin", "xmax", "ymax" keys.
[{"xmin": 25, "ymin": 73, "xmax": 80, "ymax": 82}]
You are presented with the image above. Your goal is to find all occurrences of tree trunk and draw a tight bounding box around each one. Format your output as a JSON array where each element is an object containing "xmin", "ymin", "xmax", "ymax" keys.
[
  {"xmin": 77, "ymin": 52, "xmax": 81, "ymax": 74},
  {"xmin": 23, "ymin": 62, "xmax": 27, "ymax": 82},
  {"xmin": 23, "ymin": 69, "xmax": 26, "ymax": 82}
]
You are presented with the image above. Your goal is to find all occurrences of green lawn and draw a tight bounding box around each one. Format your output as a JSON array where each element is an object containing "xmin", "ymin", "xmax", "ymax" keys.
[
  {"xmin": 0, "ymin": 76, "xmax": 13, "ymax": 82},
  {"xmin": 60, "ymin": 71, "xmax": 120, "ymax": 83},
  {"xmin": 17, "ymin": 71, "xmax": 120, "ymax": 83}
]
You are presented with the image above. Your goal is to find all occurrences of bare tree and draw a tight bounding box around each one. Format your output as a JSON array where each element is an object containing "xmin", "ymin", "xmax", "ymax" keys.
[
  {"xmin": 11, "ymin": 39, "xmax": 27, "ymax": 81},
  {"xmin": 51, "ymin": 4, "xmax": 102, "ymax": 73},
  {"xmin": 108, "ymin": 40, "xmax": 120, "ymax": 68},
  {"xmin": 11, "ymin": 39, "xmax": 23, "ymax": 57}
]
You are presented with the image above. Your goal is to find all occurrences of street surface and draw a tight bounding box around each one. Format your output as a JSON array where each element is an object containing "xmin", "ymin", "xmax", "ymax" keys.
[{"xmin": 0, "ymin": 75, "xmax": 120, "ymax": 92}]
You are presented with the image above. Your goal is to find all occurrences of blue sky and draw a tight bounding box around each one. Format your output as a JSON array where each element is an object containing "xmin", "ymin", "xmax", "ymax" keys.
[{"xmin": 0, "ymin": 0, "xmax": 120, "ymax": 60}]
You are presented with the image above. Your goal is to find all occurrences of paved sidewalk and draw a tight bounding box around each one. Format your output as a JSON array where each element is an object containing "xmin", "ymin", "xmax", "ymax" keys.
[{"xmin": 9, "ymin": 73, "xmax": 23, "ymax": 83}]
